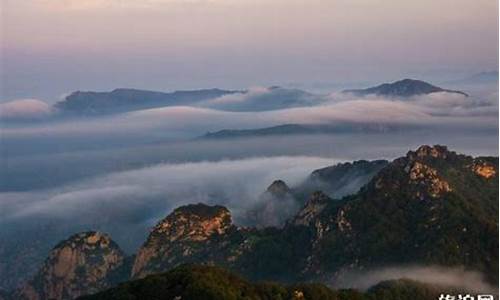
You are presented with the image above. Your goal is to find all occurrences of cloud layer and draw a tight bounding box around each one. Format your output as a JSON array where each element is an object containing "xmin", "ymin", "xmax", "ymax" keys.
[
  {"xmin": 332, "ymin": 265, "xmax": 498, "ymax": 294},
  {"xmin": 0, "ymin": 99, "xmax": 52, "ymax": 120},
  {"xmin": 1, "ymin": 156, "xmax": 334, "ymax": 249},
  {"xmin": 2, "ymin": 89, "xmax": 497, "ymax": 138}
]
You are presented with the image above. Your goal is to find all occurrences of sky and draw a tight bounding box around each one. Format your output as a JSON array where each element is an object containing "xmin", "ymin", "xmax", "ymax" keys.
[{"xmin": 1, "ymin": 0, "xmax": 498, "ymax": 102}]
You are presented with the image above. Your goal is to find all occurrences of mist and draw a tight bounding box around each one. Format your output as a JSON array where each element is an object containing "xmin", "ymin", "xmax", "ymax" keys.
[
  {"xmin": 0, "ymin": 83, "xmax": 498, "ymax": 291},
  {"xmin": 2, "ymin": 132, "xmax": 497, "ymax": 192},
  {"xmin": 1, "ymin": 155, "xmax": 335, "ymax": 250},
  {"xmin": 0, "ymin": 99, "xmax": 52, "ymax": 121},
  {"xmin": 331, "ymin": 265, "xmax": 498, "ymax": 294},
  {"xmin": 2, "ymin": 87, "xmax": 497, "ymax": 161}
]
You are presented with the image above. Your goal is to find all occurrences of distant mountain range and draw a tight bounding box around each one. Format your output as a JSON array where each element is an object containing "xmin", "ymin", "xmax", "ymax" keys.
[
  {"xmin": 41, "ymin": 77, "xmax": 479, "ymax": 119},
  {"xmin": 54, "ymin": 88, "xmax": 239, "ymax": 115},
  {"xmin": 51, "ymin": 78, "xmax": 471, "ymax": 117},
  {"xmin": 201, "ymin": 123, "xmax": 418, "ymax": 139},
  {"xmin": 202, "ymin": 124, "xmax": 324, "ymax": 139},
  {"xmin": 53, "ymin": 86, "xmax": 321, "ymax": 115},
  {"xmin": 343, "ymin": 78, "xmax": 468, "ymax": 97},
  {"xmin": 11, "ymin": 145, "xmax": 498, "ymax": 300}
]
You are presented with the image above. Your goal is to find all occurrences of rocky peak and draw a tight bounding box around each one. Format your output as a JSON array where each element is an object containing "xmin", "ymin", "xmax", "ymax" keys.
[
  {"xmin": 406, "ymin": 161, "xmax": 452, "ymax": 199},
  {"xmin": 407, "ymin": 145, "xmax": 451, "ymax": 160},
  {"xmin": 18, "ymin": 231, "xmax": 124, "ymax": 300},
  {"xmin": 266, "ymin": 180, "xmax": 291, "ymax": 198},
  {"xmin": 371, "ymin": 145, "xmax": 456, "ymax": 201},
  {"xmin": 472, "ymin": 158, "xmax": 497, "ymax": 179},
  {"xmin": 132, "ymin": 203, "xmax": 235, "ymax": 278},
  {"xmin": 151, "ymin": 203, "xmax": 232, "ymax": 243},
  {"xmin": 342, "ymin": 79, "xmax": 468, "ymax": 97},
  {"xmin": 244, "ymin": 180, "xmax": 298, "ymax": 228},
  {"xmin": 290, "ymin": 191, "xmax": 330, "ymax": 226}
]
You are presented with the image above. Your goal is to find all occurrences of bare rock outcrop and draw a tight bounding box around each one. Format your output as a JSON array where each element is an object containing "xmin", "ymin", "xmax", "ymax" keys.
[
  {"xmin": 131, "ymin": 203, "xmax": 236, "ymax": 278},
  {"xmin": 17, "ymin": 232, "xmax": 125, "ymax": 300}
]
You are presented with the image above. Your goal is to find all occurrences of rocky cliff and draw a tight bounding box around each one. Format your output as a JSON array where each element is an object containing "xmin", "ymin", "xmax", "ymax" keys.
[
  {"xmin": 131, "ymin": 204, "xmax": 243, "ymax": 278},
  {"xmin": 16, "ymin": 232, "xmax": 125, "ymax": 300}
]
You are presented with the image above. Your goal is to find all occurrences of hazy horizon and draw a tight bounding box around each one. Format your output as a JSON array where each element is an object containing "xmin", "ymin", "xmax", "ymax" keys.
[{"xmin": 2, "ymin": 0, "xmax": 498, "ymax": 102}]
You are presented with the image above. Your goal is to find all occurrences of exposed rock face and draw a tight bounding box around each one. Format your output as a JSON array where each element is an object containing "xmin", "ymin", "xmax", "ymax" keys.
[
  {"xmin": 289, "ymin": 191, "xmax": 330, "ymax": 226},
  {"xmin": 373, "ymin": 145, "xmax": 454, "ymax": 201},
  {"xmin": 473, "ymin": 159, "xmax": 497, "ymax": 179},
  {"xmin": 407, "ymin": 161, "xmax": 452, "ymax": 198},
  {"xmin": 410, "ymin": 144, "xmax": 450, "ymax": 159},
  {"xmin": 131, "ymin": 204, "xmax": 238, "ymax": 278},
  {"xmin": 151, "ymin": 204, "xmax": 232, "ymax": 243},
  {"xmin": 17, "ymin": 232, "xmax": 125, "ymax": 300}
]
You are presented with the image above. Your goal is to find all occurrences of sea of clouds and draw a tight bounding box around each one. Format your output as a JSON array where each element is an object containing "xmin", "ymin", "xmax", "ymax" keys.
[{"xmin": 0, "ymin": 84, "xmax": 498, "ymax": 290}]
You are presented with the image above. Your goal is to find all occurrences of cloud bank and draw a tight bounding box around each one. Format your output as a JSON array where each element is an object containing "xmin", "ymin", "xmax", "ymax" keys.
[
  {"xmin": 0, "ymin": 99, "xmax": 52, "ymax": 121},
  {"xmin": 1, "ymin": 155, "xmax": 335, "ymax": 250},
  {"xmin": 2, "ymin": 90, "xmax": 497, "ymax": 139},
  {"xmin": 332, "ymin": 265, "xmax": 498, "ymax": 294}
]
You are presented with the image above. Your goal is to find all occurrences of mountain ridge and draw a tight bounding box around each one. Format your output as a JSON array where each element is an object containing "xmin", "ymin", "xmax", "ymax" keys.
[
  {"xmin": 55, "ymin": 88, "xmax": 240, "ymax": 115},
  {"xmin": 200, "ymin": 123, "xmax": 415, "ymax": 139},
  {"xmin": 343, "ymin": 79, "xmax": 468, "ymax": 97}
]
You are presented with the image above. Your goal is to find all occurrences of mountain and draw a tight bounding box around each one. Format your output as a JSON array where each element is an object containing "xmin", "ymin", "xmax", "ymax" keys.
[
  {"xmin": 130, "ymin": 145, "xmax": 498, "ymax": 284},
  {"xmin": 54, "ymin": 86, "xmax": 320, "ymax": 116},
  {"xmin": 79, "ymin": 265, "xmax": 460, "ymax": 300},
  {"xmin": 343, "ymin": 79, "xmax": 468, "ymax": 97},
  {"xmin": 128, "ymin": 202, "xmax": 305, "ymax": 282},
  {"xmin": 131, "ymin": 204, "xmax": 240, "ymax": 279},
  {"xmin": 244, "ymin": 159, "xmax": 388, "ymax": 228},
  {"xmin": 55, "ymin": 88, "xmax": 239, "ymax": 115},
  {"xmin": 10, "ymin": 145, "xmax": 498, "ymax": 299},
  {"xmin": 245, "ymin": 180, "xmax": 300, "ymax": 228},
  {"xmin": 302, "ymin": 145, "xmax": 498, "ymax": 281},
  {"xmin": 298, "ymin": 160, "xmax": 389, "ymax": 199},
  {"xmin": 16, "ymin": 232, "xmax": 127, "ymax": 300},
  {"xmin": 201, "ymin": 123, "xmax": 413, "ymax": 139},
  {"xmin": 243, "ymin": 159, "xmax": 389, "ymax": 228},
  {"xmin": 265, "ymin": 179, "xmax": 292, "ymax": 197},
  {"xmin": 202, "ymin": 124, "xmax": 328, "ymax": 139}
]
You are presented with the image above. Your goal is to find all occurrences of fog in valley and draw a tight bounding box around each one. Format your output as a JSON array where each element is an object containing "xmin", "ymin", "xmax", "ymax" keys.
[{"xmin": 0, "ymin": 81, "xmax": 498, "ymax": 290}]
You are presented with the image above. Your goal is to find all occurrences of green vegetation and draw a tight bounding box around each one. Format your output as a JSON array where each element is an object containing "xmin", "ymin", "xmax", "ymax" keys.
[
  {"xmin": 79, "ymin": 265, "xmax": 460, "ymax": 300},
  {"xmin": 315, "ymin": 148, "xmax": 499, "ymax": 282}
]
